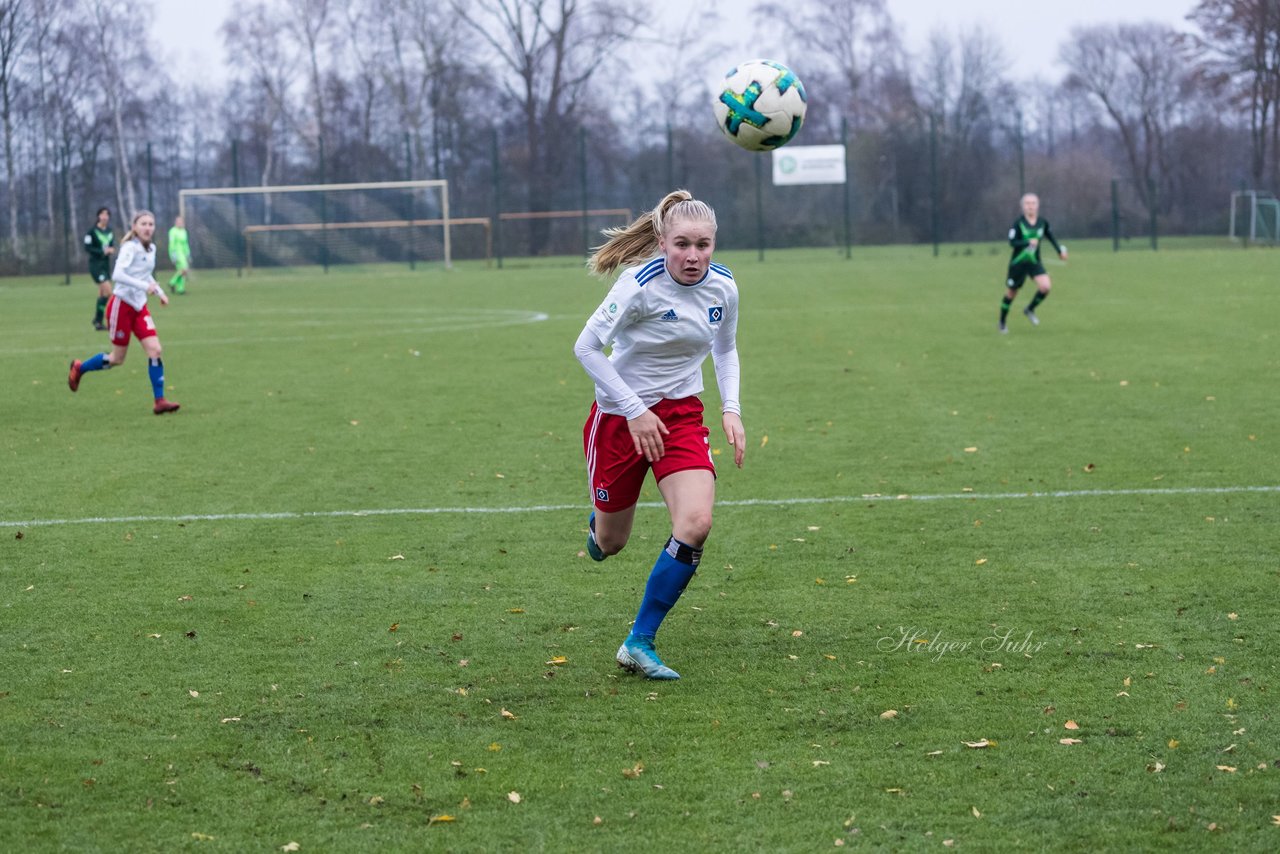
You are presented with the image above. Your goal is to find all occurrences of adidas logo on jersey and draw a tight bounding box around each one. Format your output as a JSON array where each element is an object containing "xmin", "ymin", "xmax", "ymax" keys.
[{"xmin": 659, "ymin": 309, "xmax": 679, "ymax": 321}]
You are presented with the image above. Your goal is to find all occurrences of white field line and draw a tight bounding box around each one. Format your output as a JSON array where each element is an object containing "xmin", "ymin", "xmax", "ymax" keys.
[
  {"xmin": 3, "ymin": 485, "xmax": 1277, "ymax": 529},
  {"xmin": 2, "ymin": 310, "xmax": 551, "ymax": 356}
]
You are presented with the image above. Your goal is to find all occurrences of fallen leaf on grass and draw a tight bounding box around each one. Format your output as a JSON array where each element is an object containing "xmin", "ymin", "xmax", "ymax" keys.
[
  {"xmin": 975, "ymin": 558, "xmax": 988, "ymax": 566},
  {"xmin": 1168, "ymin": 739, "xmax": 1180, "ymax": 749},
  {"xmin": 812, "ymin": 760, "xmax": 830, "ymax": 767},
  {"xmin": 1221, "ymin": 744, "xmax": 1237, "ymax": 754},
  {"xmin": 1228, "ymin": 612, "xmax": 1238, "ymax": 620},
  {"xmin": 1271, "ymin": 815, "xmax": 1280, "ymax": 826},
  {"xmin": 148, "ymin": 634, "xmax": 162, "ymax": 639},
  {"xmin": 507, "ymin": 791, "xmax": 522, "ymax": 804},
  {"xmin": 220, "ymin": 717, "xmax": 241, "ymax": 724},
  {"xmin": 963, "ymin": 739, "xmax": 992, "ymax": 749},
  {"xmin": 760, "ymin": 435, "xmax": 768, "ymax": 448},
  {"xmin": 593, "ymin": 816, "xmax": 603, "ymax": 826},
  {"xmin": 388, "ymin": 623, "xmax": 399, "ymax": 632},
  {"xmin": 880, "ymin": 710, "xmax": 898, "ymax": 720},
  {"xmin": 507, "ymin": 608, "xmax": 525, "ymax": 614},
  {"xmin": 964, "ymin": 447, "xmax": 978, "ymax": 453},
  {"xmin": 1059, "ymin": 738, "xmax": 1083, "ymax": 745},
  {"xmin": 429, "ymin": 815, "xmax": 455, "ymax": 825},
  {"xmin": 388, "ymin": 554, "xmax": 405, "ymax": 561},
  {"xmin": 1147, "ymin": 761, "xmax": 1165, "ymax": 773},
  {"xmin": 281, "ymin": 844, "xmax": 300, "ymax": 853},
  {"xmin": 1216, "ymin": 765, "xmax": 1237, "ymax": 773},
  {"xmin": 971, "ymin": 806, "xmax": 982, "ymax": 818},
  {"xmin": 622, "ymin": 762, "xmax": 645, "ymax": 779},
  {"xmin": 1064, "ymin": 721, "xmax": 1080, "ymax": 730},
  {"xmin": 500, "ymin": 708, "xmax": 517, "ymax": 720},
  {"xmin": 188, "ymin": 690, "xmax": 199, "ymax": 698},
  {"xmin": 368, "ymin": 795, "xmax": 385, "ymax": 805},
  {"xmin": 545, "ymin": 656, "xmax": 568, "ymax": 666},
  {"xmin": 792, "ymin": 630, "xmax": 803, "ymax": 638},
  {"xmin": 926, "ymin": 750, "xmax": 944, "ymax": 756},
  {"xmin": 191, "ymin": 833, "xmax": 215, "ymax": 841}
]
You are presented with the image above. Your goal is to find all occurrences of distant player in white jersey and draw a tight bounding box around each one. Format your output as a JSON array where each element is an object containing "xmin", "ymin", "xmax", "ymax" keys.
[
  {"xmin": 68, "ymin": 210, "xmax": 181, "ymax": 414},
  {"xmin": 575, "ymin": 189, "xmax": 745, "ymax": 680}
]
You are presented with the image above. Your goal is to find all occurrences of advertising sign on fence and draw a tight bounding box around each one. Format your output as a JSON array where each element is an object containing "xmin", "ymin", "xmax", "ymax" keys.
[{"xmin": 772, "ymin": 145, "xmax": 847, "ymax": 186}]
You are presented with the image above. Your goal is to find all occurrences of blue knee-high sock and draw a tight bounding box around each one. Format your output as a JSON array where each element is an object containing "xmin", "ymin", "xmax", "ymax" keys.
[
  {"xmin": 81, "ymin": 352, "xmax": 110, "ymax": 372},
  {"xmin": 148, "ymin": 357, "xmax": 165, "ymax": 400},
  {"xmin": 631, "ymin": 537, "xmax": 701, "ymax": 639}
]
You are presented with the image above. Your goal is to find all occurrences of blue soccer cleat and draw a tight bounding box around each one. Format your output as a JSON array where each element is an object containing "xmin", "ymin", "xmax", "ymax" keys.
[
  {"xmin": 586, "ymin": 511, "xmax": 606, "ymax": 562},
  {"xmin": 616, "ymin": 635, "xmax": 680, "ymax": 680}
]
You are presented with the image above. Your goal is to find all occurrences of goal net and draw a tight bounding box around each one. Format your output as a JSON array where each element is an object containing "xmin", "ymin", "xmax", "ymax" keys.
[
  {"xmin": 177, "ymin": 180, "xmax": 454, "ymax": 272},
  {"xmin": 1229, "ymin": 190, "xmax": 1280, "ymax": 245}
]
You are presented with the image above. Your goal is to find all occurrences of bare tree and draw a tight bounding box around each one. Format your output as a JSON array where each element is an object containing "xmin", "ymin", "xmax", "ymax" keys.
[
  {"xmin": 1190, "ymin": 0, "xmax": 1280, "ymax": 187},
  {"xmin": 454, "ymin": 0, "xmax": 642, "ymax": 225},
  {"xmin": 280, "ymin": 0, "xmax": 334, "ymax": 165},
  {"xmin": 0, "ymin": 0, "xmax": 33, "ymax": 259},
  {"xmin": 1062, "ymin": 23, "xmax": 1194, "ymax": 215},
  {"xmin": 755, "ymin": 0, "xmax": 901, "ymax": 128},
  {"xmin": 222, "ymin": 0, "xmax": 300, "ymax": 188},
  {"xmin": 82, "ymin": 0, "xmax": 161, "ymax": 218}
]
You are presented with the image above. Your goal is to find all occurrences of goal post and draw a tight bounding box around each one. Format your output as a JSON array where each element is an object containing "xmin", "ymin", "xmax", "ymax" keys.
[{"xmin": 177, "ymin": 179, "xmax": 456, "ymax": 272}]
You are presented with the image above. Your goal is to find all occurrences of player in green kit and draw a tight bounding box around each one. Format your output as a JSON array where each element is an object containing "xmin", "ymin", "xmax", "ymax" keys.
[
  {"xmin": 167, "ymin": 216, "xmax": 191, "ymax": 294},
  {"xmin": 999, "ymin": 193, "xmax": 1066, "ymax": 333},
  {"xmin": 84, "ymin": 207, "xmax": 116, "ymax": 330}
]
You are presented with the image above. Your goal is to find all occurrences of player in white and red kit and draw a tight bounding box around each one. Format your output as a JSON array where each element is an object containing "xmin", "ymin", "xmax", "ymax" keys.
[
  {"xmin": 68, "ymin": 210, "xmax": 181, "ymax": 414},
  {"xmin": 575, "ymin": 190, "xmax": 745, "ymax": 680}
]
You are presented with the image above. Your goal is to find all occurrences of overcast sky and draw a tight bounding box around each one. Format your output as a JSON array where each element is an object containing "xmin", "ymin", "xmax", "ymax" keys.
[{"xmin": 154, "ymin": 0, "xmax": 1197, "ymax": 91}]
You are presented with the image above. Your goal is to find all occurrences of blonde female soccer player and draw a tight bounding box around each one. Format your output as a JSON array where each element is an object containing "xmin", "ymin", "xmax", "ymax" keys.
[
  {"xmin": 574, "ymin": 189, "xmax": 745, "ymax": 680},
  {"xmin": 68, "ymin": 210, "xmax": 181, "ymax": 414}
]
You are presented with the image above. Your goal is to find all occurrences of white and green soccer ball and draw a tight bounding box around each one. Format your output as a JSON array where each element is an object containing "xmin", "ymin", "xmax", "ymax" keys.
[{"xmin": 712, "ymin": 59, "xmax": 808, "ymax": 152}]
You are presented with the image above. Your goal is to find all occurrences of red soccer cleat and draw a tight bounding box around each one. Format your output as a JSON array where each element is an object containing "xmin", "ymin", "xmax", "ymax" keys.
[
  {"xmin": 68, "ymin": 360, "xmax": 83, "ymax": 392},
  {"xmin": 153, "ymin": 398, "xmax": 181, "ymax": 415}
]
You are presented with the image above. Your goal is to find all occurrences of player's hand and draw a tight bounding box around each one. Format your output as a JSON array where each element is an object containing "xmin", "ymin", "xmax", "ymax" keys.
[
  {"xmin": 105, "ymin": 246, "xmax": 114, "ymax": 255},
  {"xmin": 1059, "ymin": 247, "xmax": 1068, "ymax": 262},
  {"xmin": 157, "ymin": 291, "xmax": 169, "ymax": 306},
  {"xmin": 627, "ymin": 409, "xmax": 669, "ymax": 462},
  {"xmin": 722, "ymin": 412, "xmax": 745, "ymax": 468},
  {"xmin": 1028, "ymin": 238, "xmax": 1039, "ymax": 248}
]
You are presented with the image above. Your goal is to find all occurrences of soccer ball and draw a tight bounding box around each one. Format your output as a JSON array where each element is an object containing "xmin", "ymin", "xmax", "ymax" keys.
[{"xmin": 712, "ymin": 59, "xmax": 808, "ymax": 152}]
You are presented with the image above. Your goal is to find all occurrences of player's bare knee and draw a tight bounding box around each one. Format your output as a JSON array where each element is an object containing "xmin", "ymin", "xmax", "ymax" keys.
[
  {"xmin": 677, "ymin": 510, "xmax": 713, "ymax": 548},
  {"xmin": 596, "ymin": 533, "xmax": 627, "ymax": 556}
]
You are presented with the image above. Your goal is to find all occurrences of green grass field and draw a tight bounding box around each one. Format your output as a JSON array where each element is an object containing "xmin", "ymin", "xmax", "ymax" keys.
[{"xmin": 2, "ymin": 240, "xmax": 1278, "ymax": 851}]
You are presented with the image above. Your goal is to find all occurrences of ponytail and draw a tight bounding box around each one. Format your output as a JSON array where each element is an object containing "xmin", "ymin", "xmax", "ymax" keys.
[{"xmin": 586, "ymin": 189, "xmax": 717, "ymax": 277}]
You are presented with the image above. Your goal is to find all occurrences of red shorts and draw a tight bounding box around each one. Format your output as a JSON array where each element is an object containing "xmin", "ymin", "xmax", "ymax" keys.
[
  {"xmin": 106, "ymin": 296, "xmax": 157, "ymax": 347},
  {"xmin": 583, "ymin": 396, "xmax": 715, "ymax": 513}
]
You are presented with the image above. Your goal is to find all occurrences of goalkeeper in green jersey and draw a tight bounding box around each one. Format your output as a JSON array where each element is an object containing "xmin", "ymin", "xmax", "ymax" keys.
[
  {"xmin": 999, "ymin": 193, "xmax": 1066, "ymax": 333},
  {"xmin": 167, "ymin": 216, "xmax": 191, "ymax": 294}
]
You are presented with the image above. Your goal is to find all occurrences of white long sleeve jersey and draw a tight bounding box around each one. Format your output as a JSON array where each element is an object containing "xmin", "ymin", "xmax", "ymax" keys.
[
  {"xmin": 575, "ymin": 256, "xmax": 740, "ymax": 420},
  {"xmin": 111, "ymin": 238, "xmax": 158, "ymax": 310}
]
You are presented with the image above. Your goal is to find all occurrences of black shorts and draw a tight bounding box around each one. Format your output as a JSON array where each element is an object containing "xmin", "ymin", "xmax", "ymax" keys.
[
  {"xmin": 89, "ymin": 263, "xmax": 111, "ymax": 285},
  {"xmin": 1005, "ymin": 261, "xmax": 1046, "ymax": 290}
]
